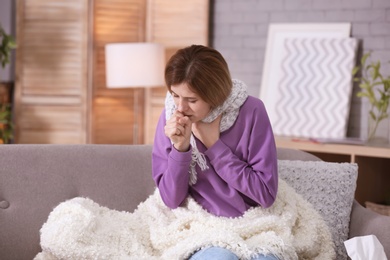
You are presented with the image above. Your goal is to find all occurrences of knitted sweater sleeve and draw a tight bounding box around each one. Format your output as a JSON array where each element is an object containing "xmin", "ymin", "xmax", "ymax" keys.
[
  {"xmin": 152, "ymin": 110, "xmax": 192, "ymax": 209},
  {"xmin": 204, "ymin": 99, "xmax": 278, "ymax": 208}
]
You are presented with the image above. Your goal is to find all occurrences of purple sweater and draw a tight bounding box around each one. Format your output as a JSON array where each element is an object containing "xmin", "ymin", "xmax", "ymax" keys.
[{"xmin": 152, "ymin": 96, "xmax": 278, "ymax": 218}]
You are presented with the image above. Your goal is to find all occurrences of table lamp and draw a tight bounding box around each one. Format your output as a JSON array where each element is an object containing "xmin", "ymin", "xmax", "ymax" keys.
[{"xmin": 105, "ymin": 42, "xmax": 165, "ymax": 144}]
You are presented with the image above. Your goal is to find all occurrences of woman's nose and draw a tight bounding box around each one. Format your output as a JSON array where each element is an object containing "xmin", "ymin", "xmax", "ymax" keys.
[{"xmin": 177, "ymin": 100, "xmax": 188, "ymax": 112}]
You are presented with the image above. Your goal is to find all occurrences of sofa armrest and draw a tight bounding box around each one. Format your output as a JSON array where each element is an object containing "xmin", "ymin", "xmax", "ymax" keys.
[{"xmin": 349, "ymin": 200, "xmax": 390, "ymax": 258}]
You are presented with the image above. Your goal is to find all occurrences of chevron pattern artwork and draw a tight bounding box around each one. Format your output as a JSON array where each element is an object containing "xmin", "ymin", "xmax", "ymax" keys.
[{"xmin": 270, "ymin": 37, "xmax": 358, "ymax": 139}]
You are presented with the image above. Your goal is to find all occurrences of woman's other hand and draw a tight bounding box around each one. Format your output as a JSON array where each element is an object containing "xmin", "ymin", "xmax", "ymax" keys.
[{"xmin": 192, "ymin": 115, "xmax": 222, "ymax": 149}]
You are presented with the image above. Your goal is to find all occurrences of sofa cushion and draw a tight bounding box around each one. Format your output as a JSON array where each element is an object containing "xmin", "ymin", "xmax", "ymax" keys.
[{"xmin": 278, "ymin": 160, "xmax": 358, "ymax": 260}]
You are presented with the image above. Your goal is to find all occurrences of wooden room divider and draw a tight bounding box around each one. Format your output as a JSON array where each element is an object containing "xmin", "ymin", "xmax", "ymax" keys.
[{"xmin": 14, "ymin": 0, "xmax": 209, "ymax": 144}]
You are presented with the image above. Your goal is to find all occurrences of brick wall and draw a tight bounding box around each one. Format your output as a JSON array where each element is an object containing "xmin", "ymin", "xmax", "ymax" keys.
[{"xmin": 211, "ymin": 0, "xmax": 390, "ymax": 139}]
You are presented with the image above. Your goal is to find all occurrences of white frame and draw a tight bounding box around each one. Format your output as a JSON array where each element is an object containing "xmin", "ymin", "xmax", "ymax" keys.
[{"xmin": 260, "ymin": 23, "xmax": 351, "ymax": 102}]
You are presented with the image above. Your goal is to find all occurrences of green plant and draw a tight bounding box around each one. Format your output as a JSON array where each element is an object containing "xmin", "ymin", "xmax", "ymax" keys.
[
  {"xmin": 0, "ymin": 25, "xmax": 16, "ymax": 68},
  {"xmin": 0, "ymin": 24, "xmax": 16, "ymax": 143},
  {"xmin": 352, "ymin": 52, "xmax": 390, "ymax": 140},
  {"xmin": 0, "ymin": 103, "xmax": 13, "ymax": 143}
]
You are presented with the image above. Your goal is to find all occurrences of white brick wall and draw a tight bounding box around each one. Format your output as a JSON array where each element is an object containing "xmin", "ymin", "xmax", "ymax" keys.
[{"xmin": 212, "ymin": 0, "xmax": 390, "ymax": 139}]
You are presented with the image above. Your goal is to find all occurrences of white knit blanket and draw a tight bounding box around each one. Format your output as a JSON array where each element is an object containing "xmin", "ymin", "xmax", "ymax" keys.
[{"xmin": 34, "ymin": 179, "xmax": 335, "ymax": 260}]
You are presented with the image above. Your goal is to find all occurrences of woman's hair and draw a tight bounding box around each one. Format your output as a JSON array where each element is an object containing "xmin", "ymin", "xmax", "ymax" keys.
[{"xmin": 164, "ymin": 45, "xmax": 232, "ymax": 108}]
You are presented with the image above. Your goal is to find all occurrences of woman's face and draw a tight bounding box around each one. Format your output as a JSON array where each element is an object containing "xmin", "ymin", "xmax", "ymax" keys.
[{"xmin": 170, "ymin": 82, "xmax": 211, "ymax": 123}]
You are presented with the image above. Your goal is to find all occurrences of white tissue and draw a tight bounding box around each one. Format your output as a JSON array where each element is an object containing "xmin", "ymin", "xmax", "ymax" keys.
[{"xmin": 344, "ymin": 235, "xmax": 388, "ymax": 260}]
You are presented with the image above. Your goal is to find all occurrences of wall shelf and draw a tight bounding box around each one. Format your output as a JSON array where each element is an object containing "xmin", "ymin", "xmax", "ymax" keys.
[{"xmin": 276, "ymin": 136, "xmax": 390, "ymax": 206}]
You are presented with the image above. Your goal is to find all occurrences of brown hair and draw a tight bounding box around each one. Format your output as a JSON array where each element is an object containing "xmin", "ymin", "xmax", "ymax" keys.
[{"xmin": 164, "ymin": 45, "xmax": 232, "ymax": 108}]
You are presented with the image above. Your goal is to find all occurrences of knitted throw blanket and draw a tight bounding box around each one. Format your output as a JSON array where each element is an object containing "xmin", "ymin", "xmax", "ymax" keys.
[
  {"xmin": 165, "ymin": 79, "xmax": 249, "ymax": 185},
  {"xmin": 34, "ymin": 179, "xmax": 335, "ymax": 260}
]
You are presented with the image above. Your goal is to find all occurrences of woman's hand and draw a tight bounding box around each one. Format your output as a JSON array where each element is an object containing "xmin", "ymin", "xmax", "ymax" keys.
[
  {"xmin": 192, "ymin": 115, "xmax": 222, "ymax": 149},
  {"xmin": 164, "ymin": 111, "xmax": 192, "ymax": 152}
]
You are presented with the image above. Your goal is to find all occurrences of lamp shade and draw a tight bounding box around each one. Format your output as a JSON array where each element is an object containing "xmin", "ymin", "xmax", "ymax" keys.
[{"xmin": 105, "ymin": 42, "xmax": 165, "ymax": 88}]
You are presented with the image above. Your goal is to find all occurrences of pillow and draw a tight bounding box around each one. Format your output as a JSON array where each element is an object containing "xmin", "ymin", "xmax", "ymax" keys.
[{"xmin": 278, "ymin": 160, "xmax": 358, "ymax": 260}]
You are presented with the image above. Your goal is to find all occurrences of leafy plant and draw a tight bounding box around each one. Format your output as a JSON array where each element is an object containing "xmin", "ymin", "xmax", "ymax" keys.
[
  {"xmin": 0, "ymin": 103, "xmax": 13, "ymax": 143},
  {"xmin": 0, "ymin": 25, "xmax": 16, "ymax": 68},
  {"xmin": 352, "ymin": 52, "xmax": 390, "ymax": 140},
  {"xmin": 0, "ymin": 24, "xmax": 16, "ymax": 144}
]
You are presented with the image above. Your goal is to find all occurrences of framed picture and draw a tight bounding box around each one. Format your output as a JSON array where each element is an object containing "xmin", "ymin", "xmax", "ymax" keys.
[{"xmin": 260, "ymin": 23, "xmax": 357, "ymax": 139}]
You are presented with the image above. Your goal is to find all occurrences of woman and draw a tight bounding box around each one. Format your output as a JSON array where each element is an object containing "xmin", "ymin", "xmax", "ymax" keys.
[
  {"xmin": 152, "ymin": 44, "xmax": 279, "ymax": 260},
  {"xmin": 35, "ymin": 45, "xmax": 334, "ymax": 260}
]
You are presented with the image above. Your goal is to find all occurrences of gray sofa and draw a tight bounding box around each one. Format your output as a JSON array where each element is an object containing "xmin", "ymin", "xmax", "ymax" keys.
[{"xmin": 0, "ymin": 144, "xmax": 389, "ymax": 260}]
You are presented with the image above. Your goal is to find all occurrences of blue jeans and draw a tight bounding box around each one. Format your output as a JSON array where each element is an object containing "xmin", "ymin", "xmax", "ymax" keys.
[{"xmin": 189, "ymin": 246, "xmax": 279, "ymax": 260}]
